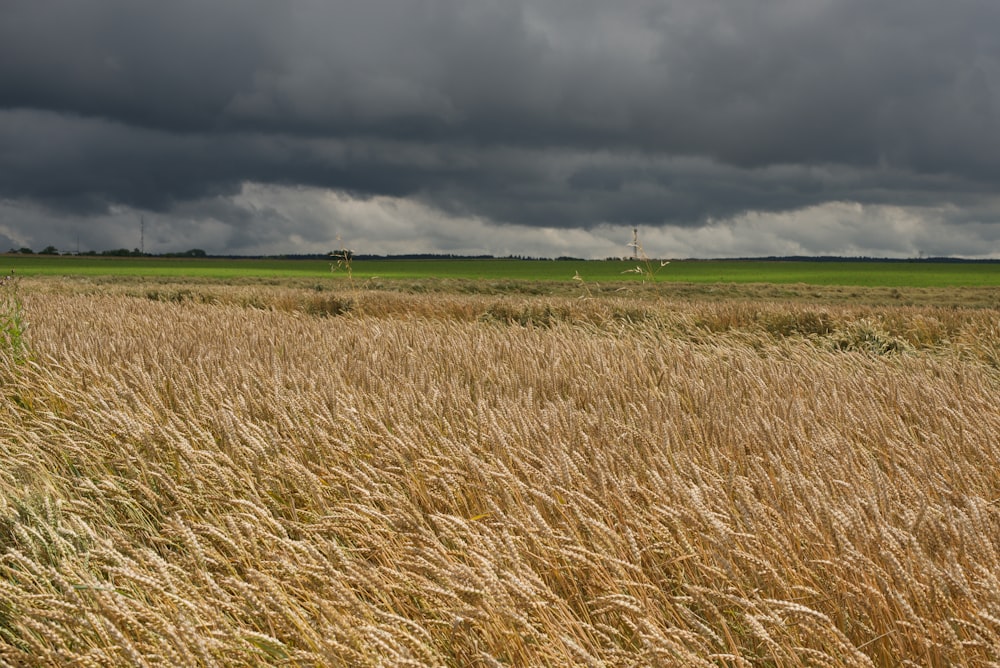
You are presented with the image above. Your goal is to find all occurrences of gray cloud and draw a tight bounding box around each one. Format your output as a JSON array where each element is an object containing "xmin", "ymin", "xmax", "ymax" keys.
[{"xmin": 1, "ymin": 0, "xmax": 999, "ymax": 256}]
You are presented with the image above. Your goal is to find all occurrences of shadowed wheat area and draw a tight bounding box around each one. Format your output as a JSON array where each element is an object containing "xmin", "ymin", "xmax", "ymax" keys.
[{"xmin": 2, "ymin": 284, "xmax": 1000, "ymax": 666}]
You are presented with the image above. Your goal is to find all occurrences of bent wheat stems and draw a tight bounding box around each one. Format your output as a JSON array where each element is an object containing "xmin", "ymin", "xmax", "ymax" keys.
[{"xmin": 0, "ymin": 282, "xmax": 998, "ymax": 665}]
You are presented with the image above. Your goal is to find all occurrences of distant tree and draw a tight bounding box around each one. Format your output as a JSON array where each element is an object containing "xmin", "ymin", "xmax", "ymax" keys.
[
  {"xmin": 18, "ymin": 247, "xmax": 33, "ymax": 254},
  {"xmin": 40, "ymin": 245, "xmax": 59, "ymax": 255}
]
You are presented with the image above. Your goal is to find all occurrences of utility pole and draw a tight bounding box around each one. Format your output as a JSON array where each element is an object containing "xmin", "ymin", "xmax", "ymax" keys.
[{"xmin": 140, "ymin": 216, "xmax": 145, "ymax": 255}]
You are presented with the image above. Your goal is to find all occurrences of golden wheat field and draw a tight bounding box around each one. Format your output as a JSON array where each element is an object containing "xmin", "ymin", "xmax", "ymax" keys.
[{"xmin": 1, "ymin": 277, "xmax": 1000, "ymax": 667}]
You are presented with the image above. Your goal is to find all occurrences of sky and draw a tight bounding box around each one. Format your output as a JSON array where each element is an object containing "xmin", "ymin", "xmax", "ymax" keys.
[{"xmin": 2, "ymin": 0, "xmax": 999, "ymax": 259}]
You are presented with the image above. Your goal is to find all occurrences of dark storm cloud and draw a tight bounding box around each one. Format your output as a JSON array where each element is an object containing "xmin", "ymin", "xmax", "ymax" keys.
[
  {"xmin": 0, "ymin": 0, "xmax": 282, "ymax": 132},
  {"xmin": 2, "ymin": 0, "xmax": 1000, "ymax": 249}
]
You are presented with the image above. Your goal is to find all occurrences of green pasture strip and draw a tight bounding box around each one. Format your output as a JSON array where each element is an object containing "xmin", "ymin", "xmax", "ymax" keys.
[
  {"xmin": 639, "ymin": 260, "xmax": 1000, "ymax": 287},
  {"xmin": 3, "ymin": 255, "xmax": 999, "ymax": 287},
  {"xmin": 354, "ymin": 258, "xmax": 1000, "ymax": 286},
  {"xmin": 0, "ymin": 255, "xmax": 327, "ymax": 278}
]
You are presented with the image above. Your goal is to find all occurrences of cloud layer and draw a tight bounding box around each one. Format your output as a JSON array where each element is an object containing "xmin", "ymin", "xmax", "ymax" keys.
[{"xmin": 2, "ymin": 0, "xmax": 999, "ymax": 257}]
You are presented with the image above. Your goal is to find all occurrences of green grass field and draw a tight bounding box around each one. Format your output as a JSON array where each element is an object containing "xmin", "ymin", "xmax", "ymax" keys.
[{"xmin": 3, "ymin": 254, "xmax": 999, "ymax": 287}]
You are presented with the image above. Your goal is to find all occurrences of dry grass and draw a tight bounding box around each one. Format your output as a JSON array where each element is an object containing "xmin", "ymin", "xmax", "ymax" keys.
[{"xmin": 1, "ymin": 281, "xmax": 999, "ymax": 666}]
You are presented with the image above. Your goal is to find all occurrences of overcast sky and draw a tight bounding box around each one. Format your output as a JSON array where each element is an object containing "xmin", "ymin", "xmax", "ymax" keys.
[{"xmin": 2, "ymin": 0, "xmax": 999, "ymax": 258}]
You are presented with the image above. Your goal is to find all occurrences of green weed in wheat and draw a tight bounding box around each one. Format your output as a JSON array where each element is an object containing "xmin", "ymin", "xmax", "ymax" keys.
[{"xmin": 0, "ymin": 270, "xmax": 29, "ymax": 362}]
